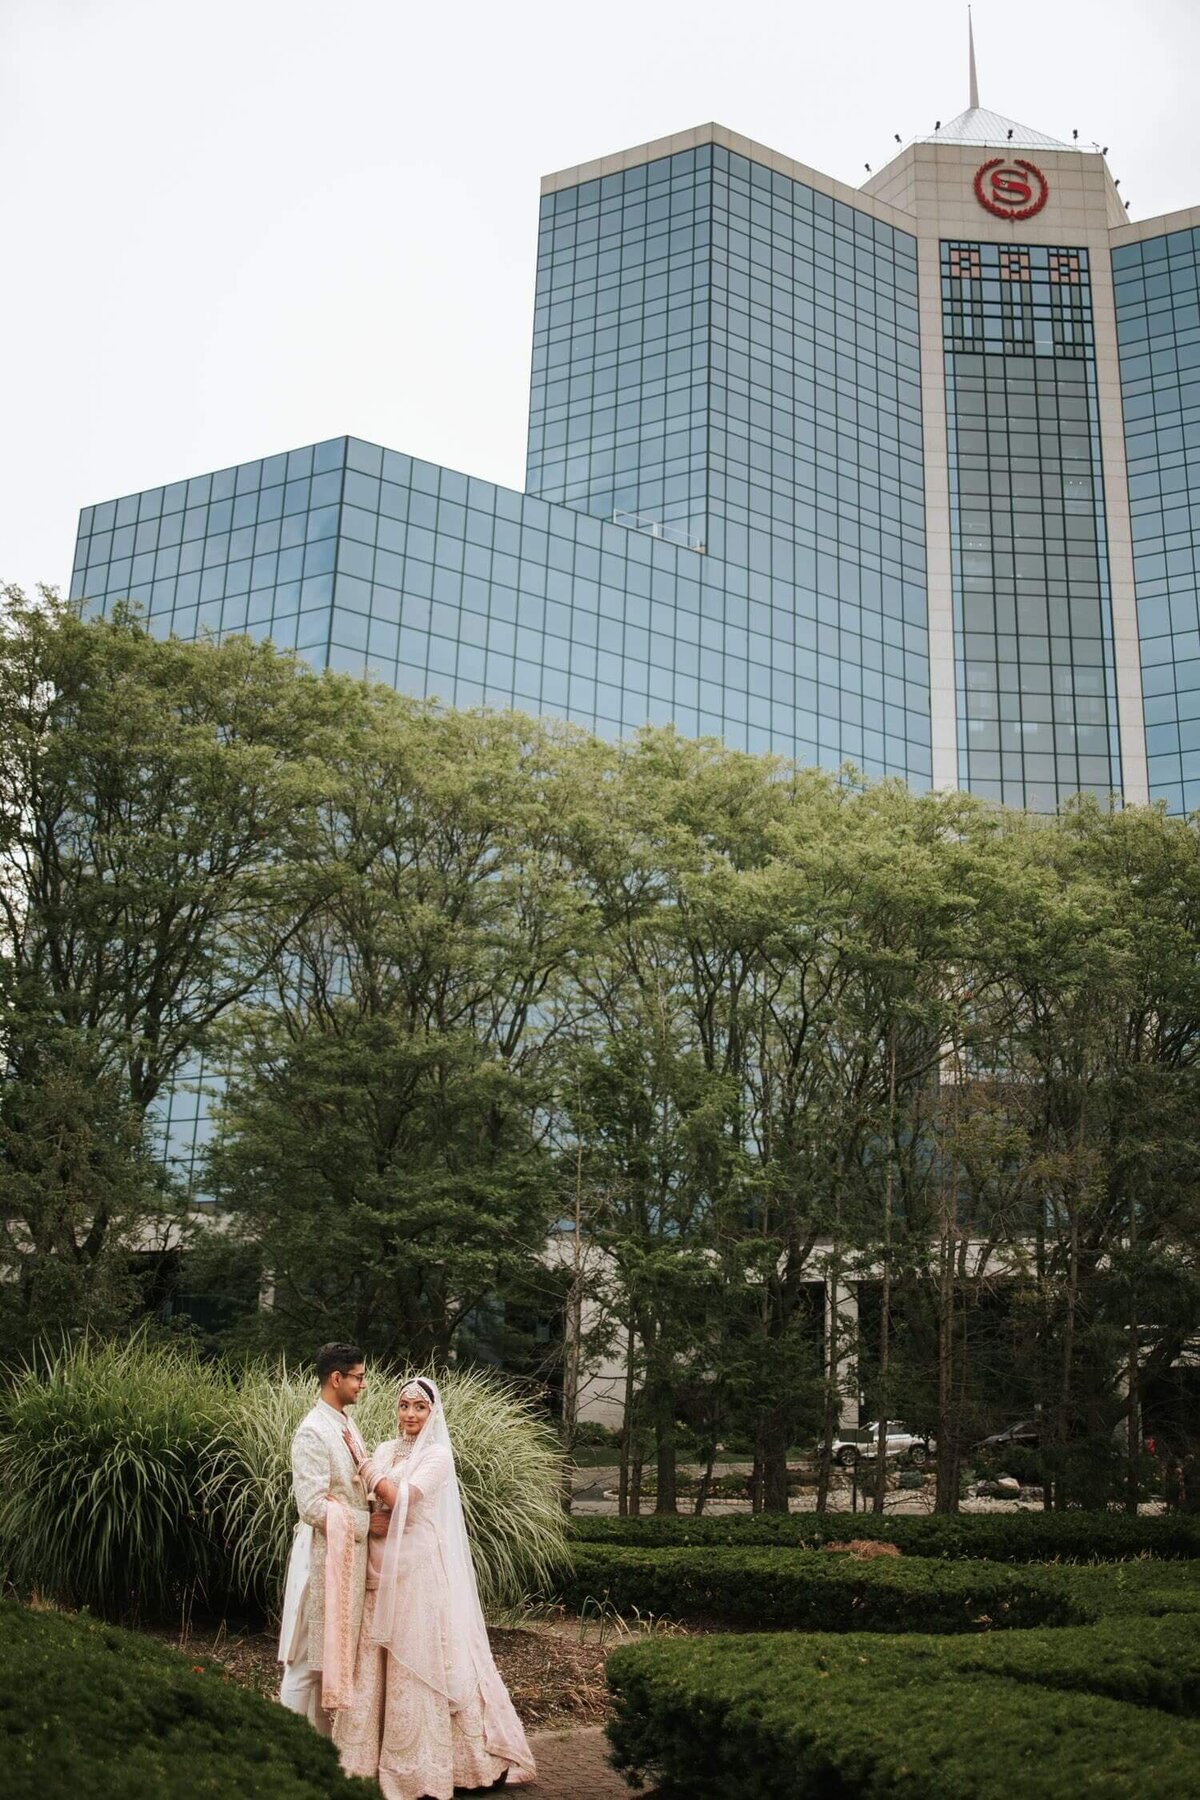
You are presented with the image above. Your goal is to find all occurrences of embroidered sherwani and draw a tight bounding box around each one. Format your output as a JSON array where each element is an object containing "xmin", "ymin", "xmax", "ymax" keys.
[{"xmin": 278, "ymin": 1399, "xmax": 371, "ymax": 1733}]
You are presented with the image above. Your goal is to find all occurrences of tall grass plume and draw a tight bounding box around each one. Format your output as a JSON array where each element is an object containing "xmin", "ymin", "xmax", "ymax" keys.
[
  {"xmin": 0, "ymin": 1338, "xmax": 567, "ymax": 1625},
  {"xmin": 211, "ymin": 1362, "xmax": 568, "ymax": 1617},
  {"xmin": 0, "ymin": 1336, "xmax": 231, "ymax": 1620}
]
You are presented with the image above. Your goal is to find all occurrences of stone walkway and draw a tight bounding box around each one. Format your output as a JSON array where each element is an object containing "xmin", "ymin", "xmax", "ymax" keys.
[{"xmin": 525, "ymin": 1725, "xmax": 635, "ymax": 1798}]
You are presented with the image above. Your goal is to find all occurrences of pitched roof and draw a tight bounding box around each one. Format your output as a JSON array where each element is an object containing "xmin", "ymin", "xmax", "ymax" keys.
[{"xmin": 917, "ymin": 107, "xmax": 1075, "ymax": 152}]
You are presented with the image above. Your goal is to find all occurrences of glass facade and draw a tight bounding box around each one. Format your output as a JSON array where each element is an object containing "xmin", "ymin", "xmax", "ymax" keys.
[
  {"xmin": 527, "ymin": 149, "xmax": 711, "ymax": 546},
  {"xmin": 942, "ymin": 241, "xmax": 1121, "ymax": 810},
  {"xmin": 1114, "ymin": 226, "xmax": 1200, "ymax": 816},
  {"xmin": 71, "ymin": 438, "xmax": 347, "ymax": 661},
  {"xmin": 62, "ymin": 111, "xmax": 1200, "ymax": 1224},
  {"xmin": 524, "ymin": 145, "xmax": 931, "ymax": 778},
  {"xmin": 74, "ymin": 146, "xmax": 932, "ymax": 786}
]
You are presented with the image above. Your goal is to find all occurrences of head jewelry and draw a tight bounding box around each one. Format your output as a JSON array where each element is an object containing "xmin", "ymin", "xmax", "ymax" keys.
[{"xmin": 400, "ymin": 1376, "xmax": 437, "ymax": 1406}]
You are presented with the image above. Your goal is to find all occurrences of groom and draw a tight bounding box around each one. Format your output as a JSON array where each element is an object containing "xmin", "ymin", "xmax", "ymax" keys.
[{"xmin": 278, "ymin": 1341, "xmax": 383, "ymax": 1734}]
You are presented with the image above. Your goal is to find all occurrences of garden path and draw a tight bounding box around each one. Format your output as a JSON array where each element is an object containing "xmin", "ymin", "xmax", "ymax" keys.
[{"xmin": 525, "ymin": 1724, "xmax": 634, "ymax": 1797}]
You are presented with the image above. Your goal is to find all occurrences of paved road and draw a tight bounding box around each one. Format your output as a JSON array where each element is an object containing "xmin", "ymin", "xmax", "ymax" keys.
[{"xmin": 525, "ymin": 1725, "xmax": 636, "ymax": 1798}]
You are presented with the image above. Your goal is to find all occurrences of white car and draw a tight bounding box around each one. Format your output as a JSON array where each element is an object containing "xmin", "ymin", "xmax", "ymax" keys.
[{"xmin": 831, "ymin": 1421, "xmax": 932, "ymax": 1468}]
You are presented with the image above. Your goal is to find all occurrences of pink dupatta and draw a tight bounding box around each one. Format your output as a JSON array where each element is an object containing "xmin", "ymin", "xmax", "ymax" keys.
[{"xmin": 321, "ymin": 1498, "xmax": 358, "ymax": 1712}]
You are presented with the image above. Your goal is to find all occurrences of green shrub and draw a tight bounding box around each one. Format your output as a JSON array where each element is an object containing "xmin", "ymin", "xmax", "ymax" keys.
[
  {"xmin": 559, "ymin": 1544, "xmax": 1086, "ymax": 1632},
  {"xmin": 0, "ymin": 1598, "xmax": 374, "ymax": 1799},
  {"xmin": 973, "ymin": 1442, "xmax": 1050, "ymax": 1486},
  {"xmin": 1035, "ymin": 1555, "xmax": 1200, "ymax": 1621},
  {"xmin": 599, "ymin": 1551, "xmax": 1200, "ymax": 1798},
  {"xmin": 945, "ymin": 1611, "xmax": 1200, "ymax": 1712},
  {"xmin": 0, "ymin": 1339, "xmax": 567, "ymax": 1623},
  {"xmin": 973, "ymin": 1440, "xmax": 1161, "ymax": 1508},
  {"xmin": 605, "ymin": 1625, "xmax": 1200, "ymax": 1800},
  {"xmin": 569, "ymin": 1508, "xmax": 1200, "ymax": 1562},
  {"xmin": 573, "ymin": 1421, "xmax": 621, "ymax": 1448},
  {"xmin": 0, "ymin": 1337, "xmax": 232, "ymax": 1619}
]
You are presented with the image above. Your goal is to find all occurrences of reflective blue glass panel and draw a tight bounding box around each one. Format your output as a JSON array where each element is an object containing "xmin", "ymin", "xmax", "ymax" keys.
[
  {"xmin": 1114, "ymin": 226, "xmax": 1200, "ymax": 815},
  {"xmin": 942, "ymin": 241, "xmax": 1121, "ymax": 812}
]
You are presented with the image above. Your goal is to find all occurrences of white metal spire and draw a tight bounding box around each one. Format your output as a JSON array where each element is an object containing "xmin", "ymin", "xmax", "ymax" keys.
[{"xmin": 968, "ymin": 8, "xmax": 980, "ymax": 110}]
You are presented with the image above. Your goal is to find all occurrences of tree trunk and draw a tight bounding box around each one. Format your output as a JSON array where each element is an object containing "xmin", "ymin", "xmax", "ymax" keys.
[
  {"xmin": 654, "ymin": 1379, "xmax": 678, "ymax": 1515},
  {"xmin": 934, "ymin": 1252, "xmax": 957, "ymax": 1513},
  {"xmin": 873, "ymin": 1029, "xmax": 897, "ymax": 1515},
  {"xmin": 934, "ymin": 1104, "xmax": 958, "ymax": 1515},
  {"xmin": 816, "ymin": 1266, "xmax": 842, "ymax": 1516},
  {"xmin": 694, "ymin": 1443, "xmax": 717, "ymax": 1516},
  {"xmin": 629, "ymin": 1450, "xmax": 644, "ymax": 1517},
  {"xmin": 1125, "ymin": 1319, "xmax": 1141, "ymax": 1517},
  {"xmin": 617, "ymin": 1309, "xmax": 637, "ymax": 1518},
  {"xmin": 1126, "ymin": 1204, "xmax": 1141, "ymax": 1517},
  {"xmin": 1055, "ymin": 1204, "xmax": 1080, "ymax": 1513},
  {"xmin": 754, "ymin": 1408, "xmax": 791, "ymax": 1514},
  {"xmin": 1034, "ymin": 1205, "xmax": 1053, "ymax": 1512},
  {"xmin": 947, "ymin": 1279, "xmax": 970, "ymax": 1512},
  {"xmin": 559, "ymin": 1148, "xmax": 585, "ymax": 1514}
]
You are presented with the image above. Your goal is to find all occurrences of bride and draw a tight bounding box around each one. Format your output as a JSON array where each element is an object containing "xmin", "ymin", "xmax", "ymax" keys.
[{"xmin": 332, "ymin": 1376, "xmax": 536, "ymax": 1799}]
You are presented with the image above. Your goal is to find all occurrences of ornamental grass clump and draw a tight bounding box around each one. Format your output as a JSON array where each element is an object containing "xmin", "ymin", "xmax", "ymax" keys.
[
  {"xmin": 200, "ymin": 1361, "xmax": 312, "ymax": 1618},
  {"xmin": 426, "ymin": 1365, "xmax": 568, "ymax": 1613},
  {"xmin": 0, "ymin": 1335, "xmax": 231, "ymax": 1621},
  {"xmin": 0, "ymin": 1340, "xmax": 567, "ymax": 1627},
  {"xmin": 207, "ymin": 1361, "xmax": 568, "ymax": 1617}
]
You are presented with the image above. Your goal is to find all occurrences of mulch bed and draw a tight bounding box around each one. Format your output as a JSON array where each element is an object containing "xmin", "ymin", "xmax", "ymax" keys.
[
  {"xmin": 146, "ymin": 1615, "xmax": 615, "ymax": 1731},
  {"xmin": 486, "ymin": 1625, "xmax": 611, "ymax": 1729}
]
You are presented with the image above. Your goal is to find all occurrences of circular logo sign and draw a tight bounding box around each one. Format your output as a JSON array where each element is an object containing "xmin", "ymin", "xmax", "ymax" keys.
[{"xmin": 974, "ymin": 157, "xmax": 1049, "ymax": 222}]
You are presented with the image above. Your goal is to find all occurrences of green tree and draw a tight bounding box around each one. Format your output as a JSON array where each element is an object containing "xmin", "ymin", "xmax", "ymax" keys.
[
  {"xmin": 920, "ymin": 801, "xmax": 1200, "ymax": 1511},
  {"xmin": 0, "ymin": 1017, "xmax": 168, "ymax": 1359},
  {"xmin": 0, "ymin": 589, "xmax": 336, "ymax": 1349},
  {"xmin": 563, "ymin": 730, "xmax": 786, "ymax": 1513},
  {"xmin": 206, "ymin": 694, "xmax": 597, "ymax": 1365}
]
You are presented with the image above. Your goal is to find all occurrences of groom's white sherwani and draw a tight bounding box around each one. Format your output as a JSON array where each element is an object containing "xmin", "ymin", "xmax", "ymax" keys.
[{"xmin": 278, "ymin": 1399, "xmax": 371, "ymax": 1733}]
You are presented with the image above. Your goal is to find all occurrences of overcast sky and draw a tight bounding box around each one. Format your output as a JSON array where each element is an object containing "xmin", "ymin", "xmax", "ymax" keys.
[{"xmin": 3, "ymin": 0, "xmax": 1198, "ymax": 592}]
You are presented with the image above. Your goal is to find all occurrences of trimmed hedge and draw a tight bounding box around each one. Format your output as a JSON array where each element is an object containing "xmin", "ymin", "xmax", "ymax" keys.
[
  {"xmin": 606, "ymin": 1625, "xmax": 1200, "ymax": 1800},
  {"xmin": 570, "ymin": 1508, "xmax": 1200, "ymax": 1563},
  {"xmin": 1037, "ymin": 1555, "xmax": 1200, "ymax": 1620},
  {"xmin": 602, "ymin": 1556, "xmax": 1200, "ymax": 1798},
  {"xmin": 943, "ymin": 1611, "xmax": 1200, "ymax": 1712},
  {"xmin": 0, "ymin": 1599, "xmax": 374, "ymax": 1799},
  {"xmin": 561, "ymin": 1544, "xmax": 1087, "ymax": 1632}
]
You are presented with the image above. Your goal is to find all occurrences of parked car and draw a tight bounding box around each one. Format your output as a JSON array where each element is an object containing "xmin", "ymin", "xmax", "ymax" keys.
[
  {"xmin": 976, "ymin": 1419, "xmax": 1041, "ymax": 1454},
  {"xmin": 831, "ymin": 1421, "xmax": 932, "ymax": 1468},
  {"xmin": 978, "ymin": 1418, "xmax": 1154, "ymax": 1457}
]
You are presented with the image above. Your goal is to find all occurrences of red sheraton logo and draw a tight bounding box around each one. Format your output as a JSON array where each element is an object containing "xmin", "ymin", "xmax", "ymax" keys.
[{"xmin": 974, "ymin": 157, "xmax": 1049, "ymax": 221}]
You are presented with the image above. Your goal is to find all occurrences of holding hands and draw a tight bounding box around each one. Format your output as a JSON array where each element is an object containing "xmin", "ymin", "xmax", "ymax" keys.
[{"xmin": 343, "ymin": 1425, "xmax": 399, "ymax": 1522}]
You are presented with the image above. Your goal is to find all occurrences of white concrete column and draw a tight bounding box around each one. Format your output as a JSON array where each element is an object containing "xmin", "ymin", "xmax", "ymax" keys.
[
  {"xmin": 1088, "ymin": 247, "xmax": 1149, "ymax": 805},
  {"xmin": 825, "ymin": 1276, "xmax": 860, "ymax": 1432}
]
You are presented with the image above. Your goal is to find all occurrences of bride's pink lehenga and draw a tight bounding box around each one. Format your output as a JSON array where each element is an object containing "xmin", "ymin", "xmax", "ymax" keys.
[{"xmin": 332, "ymin": 1390, "xmax": 535, "ymax": 1800}]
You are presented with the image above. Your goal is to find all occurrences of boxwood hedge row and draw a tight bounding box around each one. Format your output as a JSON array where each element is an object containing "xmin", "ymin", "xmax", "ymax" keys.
[
  {"xmin": 600, "ymin": 1553, "xmax": 1200, "ymax": 1798},
  {"xmin": 569, "ymin": 1509, "xmax": 1200, "ymax": 1562},
  {"xmin": 606, "ymin": 1622, "xmax": 1200, "ymax": 1800},
  {"xmin": 0, "ymin": 1600, "xmax": 374, "ymax": 1799},
  {"xmin": 562, "ymin": 1543, "xmax": 1088, "ymax": 1632}
]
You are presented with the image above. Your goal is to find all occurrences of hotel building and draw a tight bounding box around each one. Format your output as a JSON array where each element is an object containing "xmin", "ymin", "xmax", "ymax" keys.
[{"xmin": 69, "ymin": 78, "xmax": 1200, "ymax": 1185}]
